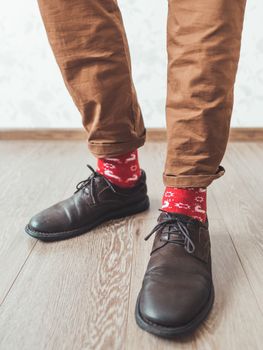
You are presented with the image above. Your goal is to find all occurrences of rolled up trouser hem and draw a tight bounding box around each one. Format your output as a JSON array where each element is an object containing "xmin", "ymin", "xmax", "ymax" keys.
[
  {"xmin": 88, "ymin": 134, "xmax": 146, "ymax": 158},
  {"xmin": 163, "ymin": 166, "xmax": 225, "ymax": 188}
]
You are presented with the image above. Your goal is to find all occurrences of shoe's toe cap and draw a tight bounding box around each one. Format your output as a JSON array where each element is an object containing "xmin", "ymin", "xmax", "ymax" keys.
[
  {"xmin": 26, "ymin": 202, "xmax": 70, "ymax": 236},
  {"xmin": 138, "ymin": 271, "xmax": 212, "ymax": 328}
]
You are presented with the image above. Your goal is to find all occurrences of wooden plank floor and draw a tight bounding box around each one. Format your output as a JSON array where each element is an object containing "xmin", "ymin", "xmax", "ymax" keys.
[{"xmin": 0, "ymin": 140, "xmax": 263, "ymax": 350}]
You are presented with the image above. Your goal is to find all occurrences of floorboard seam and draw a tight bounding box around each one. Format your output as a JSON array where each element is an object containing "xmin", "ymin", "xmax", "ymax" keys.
[
  {"xmin": 123, "ymin": 216, "xmax": 136, "ymax": 345},
  {"xmin": 0, "ymin": 240, "xmax": 38, "ymax": 306},
  {"xmin": 211, "ymin": 191, "xmax": 263, "ymax": 318}
]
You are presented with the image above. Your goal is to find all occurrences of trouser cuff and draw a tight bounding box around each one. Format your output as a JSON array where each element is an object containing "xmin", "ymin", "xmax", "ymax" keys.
[
  {"xmin": 87, "ymin": 132, "xmax": 146, "ymax": 158},
  {"xmin": 163, "ymin": 166, "xmax": 225, "ymax": 188}
]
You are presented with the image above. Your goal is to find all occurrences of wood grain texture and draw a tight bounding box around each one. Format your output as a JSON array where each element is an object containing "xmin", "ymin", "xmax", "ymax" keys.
[
  {"xmin": 211, "ymin": 142, "xmax": 263, "ymax": 313},
  {"xmin": 0, "ymin": 128, "xmax": 263, "ymax": 141},
  {"xmin": 0, "ymin": 141, "xmax": 263, "ymax": 350},
  {"xmin": 0, "ymin": 141, "xmax": 91, "ymax": 303},
  {"xmin": 0, "ymin": 220, "xmax": 134, "ymax": 350}
]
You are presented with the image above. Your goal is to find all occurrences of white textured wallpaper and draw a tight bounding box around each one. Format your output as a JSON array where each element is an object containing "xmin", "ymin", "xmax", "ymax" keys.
[{"xmin": 0, "ymin": 0, "xmax": 262, "ymax": 128}]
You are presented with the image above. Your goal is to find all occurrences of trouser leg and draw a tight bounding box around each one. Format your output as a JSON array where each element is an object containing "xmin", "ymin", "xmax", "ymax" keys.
[
  {"xmin": 164, "ymin": 0, "xmax": 247, "ymax": 187},
  {"xmin": 37, "ymin": 0, "xmax": 146, "ymax": 157}
]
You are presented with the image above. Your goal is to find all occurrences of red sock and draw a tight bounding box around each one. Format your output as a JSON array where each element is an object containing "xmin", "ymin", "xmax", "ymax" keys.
[
  {"xmin": 161, "ymin": 187, "xmax": 207, "ymax": 223},
  {"xmin": 97, "ymin": 149, "xmax": 141, "ymax": 188}
]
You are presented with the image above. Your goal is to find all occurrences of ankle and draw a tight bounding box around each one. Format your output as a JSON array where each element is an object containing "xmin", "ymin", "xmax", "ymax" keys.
[
  {"xmin": 161, "ymin": 187, "xmax": 207, "ymax": 223},
  {"xmin": 97, "ymin": 149, "xmax": 141, "ymax": 188}
]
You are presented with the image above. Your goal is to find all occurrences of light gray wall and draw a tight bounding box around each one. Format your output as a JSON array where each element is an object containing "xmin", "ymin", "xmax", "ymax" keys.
[{"xmin": 0, "ymin": 0, "xmax": 262, "ymax": 128}]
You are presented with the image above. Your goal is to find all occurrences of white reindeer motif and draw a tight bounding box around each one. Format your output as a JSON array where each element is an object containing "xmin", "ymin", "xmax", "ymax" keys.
[
  {"xmin": 125, "ymin": 174, "xmax": 139, "ymax": 183},
  {"xmin": 162, "ymin": 200, "xmax": 170, "ymax": 209},
  {"xmin": 104, "ymin": 170, "xmax": 122, "ymax": 181},
  {"xmin": 195, "ymin": 205, "xmax": 206, "ymax": 214},
  {"xmin": 124, "ymin": 152, "xmax": 136, "ymax": 163}
]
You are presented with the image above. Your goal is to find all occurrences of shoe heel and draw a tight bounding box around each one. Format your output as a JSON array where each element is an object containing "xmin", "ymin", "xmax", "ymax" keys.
[{"xmin": 112, "ymin": 196, "xmax": 150, "ymax": 219}]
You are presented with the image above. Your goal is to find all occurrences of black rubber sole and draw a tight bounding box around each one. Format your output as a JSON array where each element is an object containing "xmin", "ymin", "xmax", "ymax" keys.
[
  {"xmin": 25, "ymin": 196, "xmax": 150, "ymax": 242},
  {"xmin": 135, "ymin": 284, "xmax": 215, "ymax": 339}
]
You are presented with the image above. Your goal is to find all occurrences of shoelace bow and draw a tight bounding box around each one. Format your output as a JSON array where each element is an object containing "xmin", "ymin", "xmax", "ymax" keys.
[
  {"xmin": 145, "ymin": 212, "xmax": 196, "ymax": 255},
  {"xmin": 74, "ymin": 164, "xmax": 121, "ymax": 205}
]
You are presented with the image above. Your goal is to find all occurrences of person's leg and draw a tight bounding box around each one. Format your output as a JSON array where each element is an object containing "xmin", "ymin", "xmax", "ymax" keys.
[
  {"xmin": 164, "ymin": 0, "xmax": 246, "ymax": 188},
  {"xmin": 136, "ymin": 0, "xmax": 247, "ymax": 338},
  {"xmin": 25, "ymin": 0, "xmax": 149, "ymax": 241},
  {"xmin": 161, "ymin": 0, "xmax": 247, "ymax": 222},
  {"xmin": 37, "ymin": 0, "xmax": 146, "ymax": 157}
]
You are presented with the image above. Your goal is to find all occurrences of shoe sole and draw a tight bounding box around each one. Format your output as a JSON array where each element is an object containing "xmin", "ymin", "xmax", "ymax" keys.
[
  {"xmin": 135, "ymin": 283, "xmax": 214, "ymax": 339},
  {"xmin": 25, "ymin": 196, "xmax": 150, "ymax": 242}
]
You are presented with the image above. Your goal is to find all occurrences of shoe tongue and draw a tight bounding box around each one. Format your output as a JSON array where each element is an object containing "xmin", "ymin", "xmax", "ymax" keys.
[{"xmin": 158, "ymin": 211, "xmax": 195, "ymax": 224}]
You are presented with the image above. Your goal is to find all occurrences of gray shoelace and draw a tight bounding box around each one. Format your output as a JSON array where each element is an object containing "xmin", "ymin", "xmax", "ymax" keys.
[
  {"xmin": 74, "ymin": 164, "xmax": 131, "ymax": 205},
  {"xmin": 145, "ymin": 212, "xmax": 195, "ymax": 255},
  {"xmin": 74, "ymin": 164, "xmax": 119, "ymax": 205}
]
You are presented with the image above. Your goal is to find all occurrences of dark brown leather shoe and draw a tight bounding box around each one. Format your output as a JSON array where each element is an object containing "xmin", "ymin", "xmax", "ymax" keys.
[
  {"xmin": 25, "ymin": 165, "xmax": 149, "ymax": 241},
  {"xmin": 135, "ymin": 211, "xmax": 214, "ymax": 338}
]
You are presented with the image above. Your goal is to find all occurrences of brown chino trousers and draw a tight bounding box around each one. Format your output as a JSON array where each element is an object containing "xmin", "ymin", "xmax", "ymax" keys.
[{"xmin": 37, "ymin": 0, "xmax": 246, "ymax": 188}]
